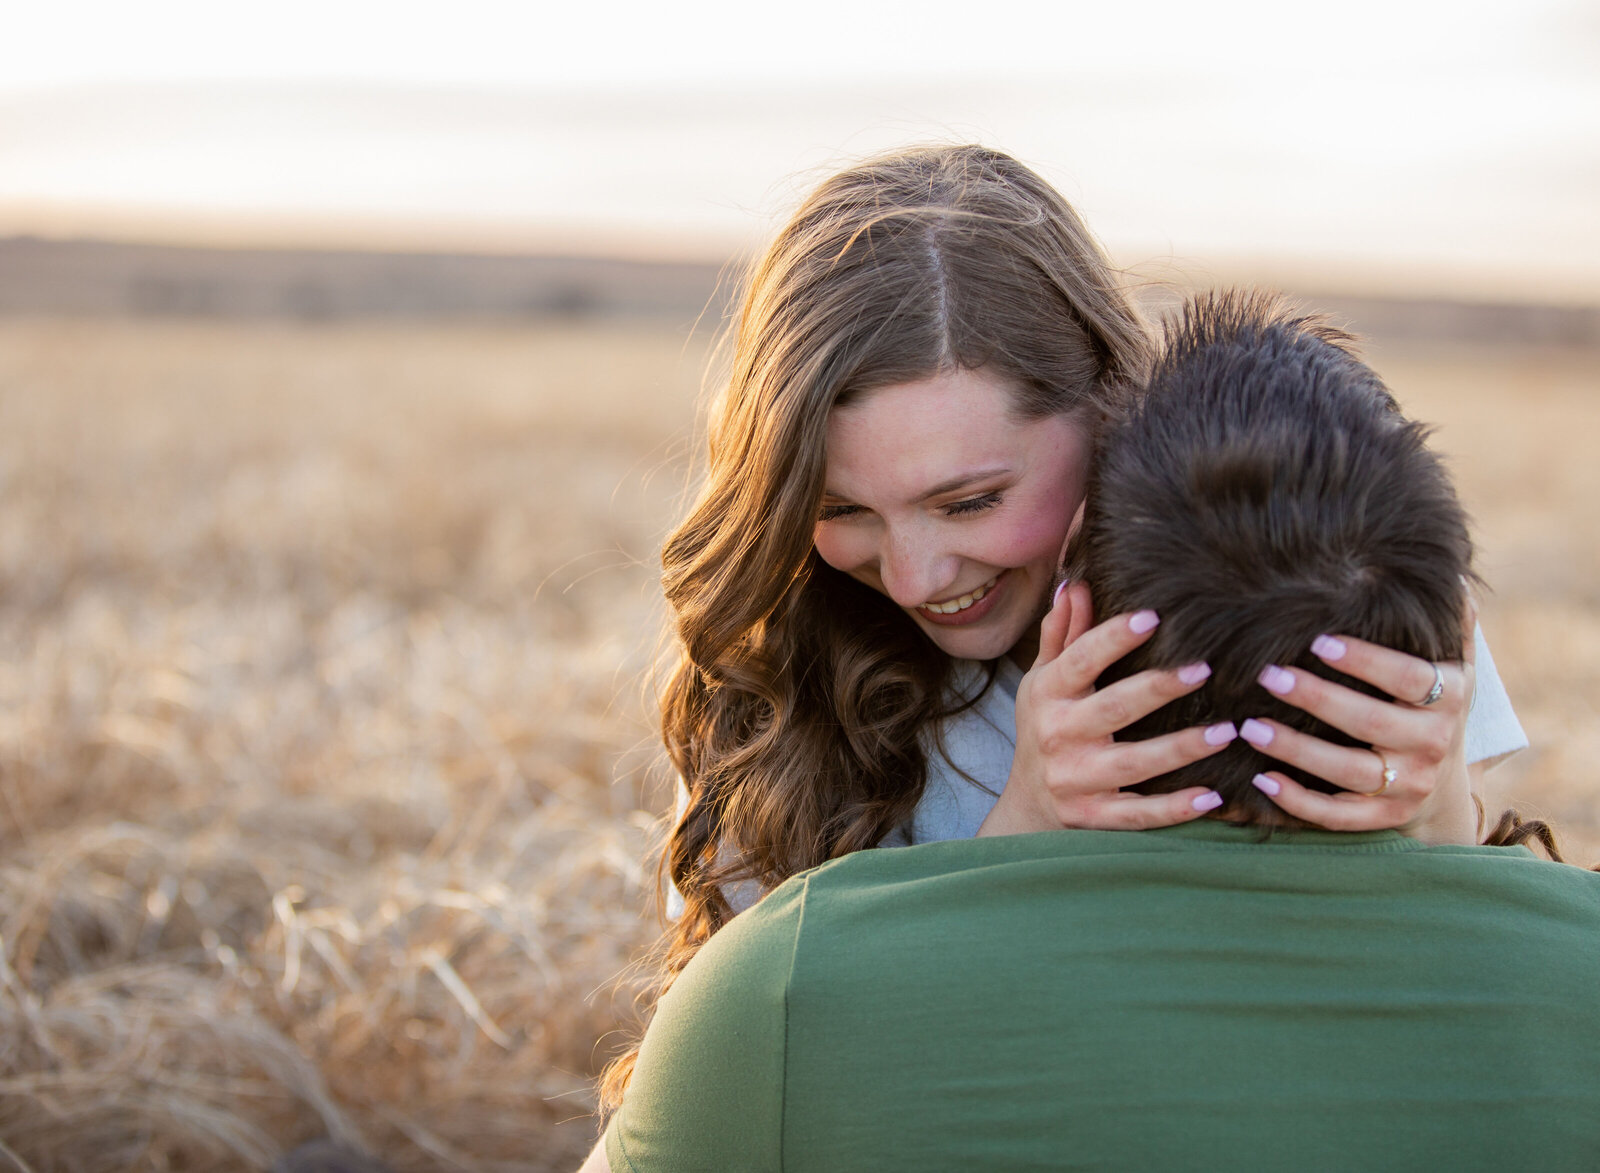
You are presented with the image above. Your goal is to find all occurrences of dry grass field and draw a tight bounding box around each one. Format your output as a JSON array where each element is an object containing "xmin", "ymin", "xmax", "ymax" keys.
[{"xmin": 0, "ymin": 316, "xmax": 1594, "ymax": 1170}]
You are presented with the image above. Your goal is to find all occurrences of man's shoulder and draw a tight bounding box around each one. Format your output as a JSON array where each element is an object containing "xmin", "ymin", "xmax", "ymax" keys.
[
  {"xmin": 759, "ymin": 828, "xmax": 1176, "ymax": 933},
  {"xmin": 695, "ymin": 874, "xmax": 808, "ymax": 975},
  {"xmin": 768, "ymin": 825, "xmax": 1600, "ymax": 930}
]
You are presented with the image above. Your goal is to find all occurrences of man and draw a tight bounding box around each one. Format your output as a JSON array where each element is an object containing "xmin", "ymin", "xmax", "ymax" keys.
[{"xmin": 586, "ymin": 291, "xmax": 1600, "ymax": 1172}]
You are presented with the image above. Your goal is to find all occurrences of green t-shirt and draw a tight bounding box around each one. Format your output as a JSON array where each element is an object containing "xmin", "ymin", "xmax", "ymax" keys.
[{"xmin": 607, "ymin": 822, "xmax": 1600, "ymax": 1172}]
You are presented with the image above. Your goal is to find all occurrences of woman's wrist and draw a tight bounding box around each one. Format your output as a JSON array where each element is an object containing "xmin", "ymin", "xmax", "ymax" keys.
[
  {"xmin": 976, "ymin": 777, "xmax": 1054, "ymax": 837},
  {"xmin": 1404, "ymin": 760, "xmax": 1485, "ymax": 846}
]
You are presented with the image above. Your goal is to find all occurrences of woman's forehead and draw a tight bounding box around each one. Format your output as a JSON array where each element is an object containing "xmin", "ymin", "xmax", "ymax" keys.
[{"xmin": 823, "ymin": 369, "xmax": 1087, "ymax": 496}]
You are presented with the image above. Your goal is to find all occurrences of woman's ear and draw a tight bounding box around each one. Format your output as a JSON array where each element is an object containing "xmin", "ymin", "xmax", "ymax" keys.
[
  {"xmin": 1056, "ymin": 499, "xmax": 1088, "ymax": 565},
  {"xmin": 1056, "ymin": 503, "xmax": 1092, "ymax": 594}
]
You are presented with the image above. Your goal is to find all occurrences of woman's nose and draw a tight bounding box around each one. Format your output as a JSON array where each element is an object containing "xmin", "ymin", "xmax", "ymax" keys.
[{"xmin": 878, "ymin": 530, "xmax": 956, "ymax": 609}]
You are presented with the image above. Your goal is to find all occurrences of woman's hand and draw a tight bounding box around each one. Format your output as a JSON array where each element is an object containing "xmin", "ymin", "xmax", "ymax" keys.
[
  {"xmin": 1239, "ymin": 596, "xmax": 1479, "ymax": 844},
  {"xmin": 977, "ymin": 580, "xmax": 1236, "ymax": 837}
]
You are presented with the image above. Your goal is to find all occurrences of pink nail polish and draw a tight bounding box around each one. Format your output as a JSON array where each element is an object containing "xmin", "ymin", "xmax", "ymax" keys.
[
  {"xmin": 1178, "ymin": 662, "xmax": 1211, "ymax": 686},
  {"xmin": 1251, "ymin": 774, "xmax": 1281, "ymax": 796},
  {"xmin": 1258, "ymin": 665, "xmax": 1295, "ymax": 695},
  {"xmin": 1053, "ymin": 579, "xmax": 1069, "ymax": 609},
  {"xmin": 1129, "ymin": 610, "xmax": 1160, "ymax": 634},
  {"xmin": 1239, "ymin": 718, "xmax": 1274, "ymax": 747},
  {"xmin": 1203, "ymin": 721, "xmax": 1237, "ymax": 746},
  {"xmin": 1311, "ymin": 634, "xmax": 1346, "ymax": 661},
  {"xmin": 1192, "ymin": 791, "xmax": 1224, "ymax": 812}
]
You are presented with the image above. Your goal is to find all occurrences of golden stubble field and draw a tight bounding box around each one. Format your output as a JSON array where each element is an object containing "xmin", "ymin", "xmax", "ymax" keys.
[{"xmin": 0, "ymin": 317, "xmax": 1595, "ymax": 1170}]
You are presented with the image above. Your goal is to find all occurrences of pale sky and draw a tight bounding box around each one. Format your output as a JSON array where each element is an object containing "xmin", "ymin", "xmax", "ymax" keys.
[
  {"xmin": 5, "ymin": 0, "xmax": 1590, "ymax": 90},
  {"xmin": 3, "ymin": 0, "xmax": 1597, "ymax": 299}
]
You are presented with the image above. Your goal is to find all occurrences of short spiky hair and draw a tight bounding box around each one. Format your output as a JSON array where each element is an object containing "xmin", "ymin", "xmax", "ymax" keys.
[{"xmin": 1073, "ymin": 289, "xmax": 1473, "ymax": 821}]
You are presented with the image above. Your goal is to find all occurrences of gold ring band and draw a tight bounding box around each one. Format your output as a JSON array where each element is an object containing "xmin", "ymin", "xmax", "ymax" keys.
[{"xmin": 1370, "ymin": 748, "xmax": 1397, "ymax": 798}]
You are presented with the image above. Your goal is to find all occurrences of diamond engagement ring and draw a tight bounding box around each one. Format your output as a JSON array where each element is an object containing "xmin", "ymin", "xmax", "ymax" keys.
[{"xmin": 1370, "ymin": 748, "xmax": 1397, "ymax": 797}]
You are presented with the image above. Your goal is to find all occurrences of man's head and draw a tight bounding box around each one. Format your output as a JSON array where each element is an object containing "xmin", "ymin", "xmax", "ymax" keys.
[{"xmin": 1072, "ymin": 289, "xmax": 1473, "ymax": 822}]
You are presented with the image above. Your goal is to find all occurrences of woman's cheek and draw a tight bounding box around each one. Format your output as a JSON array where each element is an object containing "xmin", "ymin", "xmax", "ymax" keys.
[
  {"xmin": 812, "ymin": 526, "xmax": 840, "ymax": 570},
  {"xmin": 812, "ymin": 525, "xmax": 864, "ymax": 576},
  {"xmin": 1012, "ymin": 463, "xmax": 1089, "ymax": 564},
  {"xmin": 994, "ymin": 502, "xmax": 1076, "ymax": 568}
]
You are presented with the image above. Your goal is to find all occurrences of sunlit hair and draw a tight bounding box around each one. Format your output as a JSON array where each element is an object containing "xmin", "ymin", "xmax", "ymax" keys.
[
  {"xmin": 600, "ymin": 144, "xmax": 1152, "ymax": 1108},
  {"xmin": 1072, "ymin": 288, "xmax": 1474, "ymax": 820}
]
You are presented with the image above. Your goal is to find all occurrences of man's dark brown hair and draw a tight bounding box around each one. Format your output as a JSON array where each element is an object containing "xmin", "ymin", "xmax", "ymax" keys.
[{"xmin": 1073, "ymin": 288, "xmax": 1473, "ymax": 822}]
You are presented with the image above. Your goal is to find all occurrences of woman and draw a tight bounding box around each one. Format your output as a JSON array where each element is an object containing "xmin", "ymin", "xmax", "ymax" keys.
[{"xmin": 601, "ymin": 143, "xmax": 1524, "ymax": 1108}]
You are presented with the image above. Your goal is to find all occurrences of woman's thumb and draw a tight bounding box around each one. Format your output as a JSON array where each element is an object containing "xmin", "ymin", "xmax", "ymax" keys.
[{"xmin": 1034, "ymin": 578, "xmax": 1079, "ymax": 669}]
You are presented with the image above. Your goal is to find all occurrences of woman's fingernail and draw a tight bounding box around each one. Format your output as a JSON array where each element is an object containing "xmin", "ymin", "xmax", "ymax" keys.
[
  {"xmin": 1252, "ymin": 774, "xmax": 1282, "ymax": 796},
  {"xmin": 1258, "ymin": 665, "xmax": 1295, "ymax": 695},
  {"xmin": 1053, "ymin": 579, "xmax": 1069, "ymax": 609},
  {"xmin": 1178, "ymin": 661, "xmax": 1211, "ymax": 686},
  {"xmin": 1239, "ymin": 718, "xmax": 1274, "ymax": 747},
  {"xmin": 1192, "ymin": 790, "xmax": 1224, "ymax": 812},
  {"xmin": 1203, "ymin": 721, "xmax": 1237, "ymax": 746},
  {"xmin": 1311, "ymin": 634, "xmax": 1346, "ymax": 661},
  {"xmin": 1129, "ymin": 610, "xmax": 1160, "ymax": 634}
]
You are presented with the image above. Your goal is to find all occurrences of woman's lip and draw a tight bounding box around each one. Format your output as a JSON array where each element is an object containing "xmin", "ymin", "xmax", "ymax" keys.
[{"xmin": 915, "ymin": 571, "xmax": 1007, "ymax": 627}]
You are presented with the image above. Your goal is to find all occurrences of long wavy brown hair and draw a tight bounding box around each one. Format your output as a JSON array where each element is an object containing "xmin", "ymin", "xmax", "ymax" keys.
[
  {"xmin": 1479, "ymin": 802, "xmax": 1599, "ymax": 869},
  {"xmin": 597, "ymin": 144, "xmax": 1154, "ymax": 1108}
]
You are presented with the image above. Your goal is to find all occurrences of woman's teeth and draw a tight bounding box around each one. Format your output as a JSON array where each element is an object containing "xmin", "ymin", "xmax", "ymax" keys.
[{"xmin": 923, "ymin": 576, "xmax": 998, "ymax": 615}]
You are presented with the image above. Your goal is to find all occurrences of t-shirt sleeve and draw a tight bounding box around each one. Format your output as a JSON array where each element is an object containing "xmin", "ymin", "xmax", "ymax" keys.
[
  {"xmin": 605, "ymin": 879, "xmax": 803, "ymax": 1173},
  {"xmin": 1465, "ymin": 623, "xmax": 1528, "ymax": 766}
]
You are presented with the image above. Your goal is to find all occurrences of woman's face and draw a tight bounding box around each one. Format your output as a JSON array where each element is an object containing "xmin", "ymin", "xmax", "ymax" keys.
[{"xmin": 813, "ymin": 367, "xmax": 1092, "ymax": 663}]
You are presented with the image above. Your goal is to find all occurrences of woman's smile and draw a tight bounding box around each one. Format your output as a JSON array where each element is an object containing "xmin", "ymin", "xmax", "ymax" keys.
[{"xmin": 917, "ymin": 572, "xmax": 1004, "ymax": 624}]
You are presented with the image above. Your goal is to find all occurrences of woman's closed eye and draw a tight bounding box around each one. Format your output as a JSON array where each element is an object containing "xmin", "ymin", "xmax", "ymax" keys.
[
  {"xmin": 818, "ymin": 492, "xmax": 1003, "ymax": 523},
  {"xmin": 944, "ymin": 492, "xmax": 1003, "ymax": 516}
]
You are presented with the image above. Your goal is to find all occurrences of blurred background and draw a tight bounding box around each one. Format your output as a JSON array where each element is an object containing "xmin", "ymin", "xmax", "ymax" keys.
[{"xmin": 2, "ymin": 2, "xmax": 1596, "ymax": 1168}]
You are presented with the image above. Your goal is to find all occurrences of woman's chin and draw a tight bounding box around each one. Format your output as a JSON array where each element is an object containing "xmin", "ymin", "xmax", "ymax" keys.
[{"xmin": 916, "ymin": 615, "xmax": 1027, "ymax": 663}]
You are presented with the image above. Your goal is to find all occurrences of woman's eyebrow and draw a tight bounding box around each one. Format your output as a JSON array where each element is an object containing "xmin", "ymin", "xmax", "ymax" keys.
[
  {"xmin": 916, "ymin": 468, "xmax": 1012, "ymax": 501},
  {"xmin": 820, "ymin": 467, "xmax": 1013, "ymax": 503}
]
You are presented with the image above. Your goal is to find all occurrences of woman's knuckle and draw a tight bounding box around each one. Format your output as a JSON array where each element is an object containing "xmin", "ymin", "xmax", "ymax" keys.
[
  {"xmin": 1112, "ymin": 807, "xmax": 1148, "ymax": 832},
  {"xmin": 1101, "ymin": 696, "xmax": 1135, "ymax": 729},
  {"xmin": 1420, "ymin": 729, "xmax": 1451, "ymax": 762},
  {"xmin": 1389, "ymin": 793, "xmax": 1427, "ymax": 819},
  {"xmin": 1133, "ymin": 808, "xmax": 1167, "ymax": 832},
  {"xmin": 1365, "ymin": 711, "xmax": 1402, "ymax": 746},
  {"xmin": 1294, "ymin": 674, "xmax": 1325, "ymax": 704},
  {"xmin": 1407, "ymin": 664, "xmax": 1436, "ymax": 701},
  {"xmin": 1323, "ymin": 807, "xmax": 1364, "ymax": 833},
  {"xmin": 1081, "ymin": 761, "xmax": 1119, "ymax": 792},
  {"xmin": 1167, "ymin": 740, "xmax": 1205, "ymax": 770},
  {"xmin": 1039, "ymin": 719, "xmax": 1080, "ymax": 754},
  {"xmin": 1059, "ymin": 646, "xmax": 1095, "ymax": 678}
]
